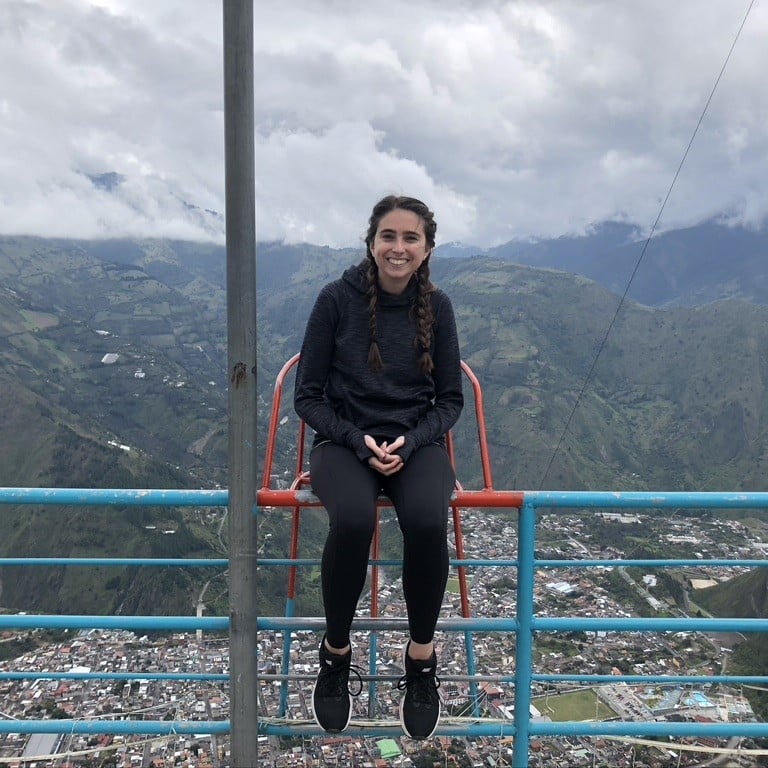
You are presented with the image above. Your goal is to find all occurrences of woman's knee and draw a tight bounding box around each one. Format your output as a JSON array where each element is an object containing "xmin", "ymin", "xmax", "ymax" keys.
[
  {"xmin": 327, "ymin": 499, "xmax": 377, "ymax": 540},
  {"xmin": 399, "ymin": 503, "xmax": 448, "ymax": 539}
]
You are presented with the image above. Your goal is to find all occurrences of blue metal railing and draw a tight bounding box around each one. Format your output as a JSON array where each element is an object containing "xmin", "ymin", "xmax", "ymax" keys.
[{"xmin": 2, "ymin": 487, "xmax": 768, "ymax": 767}]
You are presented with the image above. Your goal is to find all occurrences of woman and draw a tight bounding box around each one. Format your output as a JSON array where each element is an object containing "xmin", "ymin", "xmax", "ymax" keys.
[{"xmin": 294, "ymin": 194, "xmax": 464, "ymax": 739}]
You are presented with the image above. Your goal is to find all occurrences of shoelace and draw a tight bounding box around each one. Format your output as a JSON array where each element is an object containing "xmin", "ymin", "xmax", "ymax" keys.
[
  {"xmin": 397, "ymin": 668, "xmax": 441, "ymax": 704},
  {"xmin": 317, "ymin": 658, "xmax": 364, "ymax": 698}
]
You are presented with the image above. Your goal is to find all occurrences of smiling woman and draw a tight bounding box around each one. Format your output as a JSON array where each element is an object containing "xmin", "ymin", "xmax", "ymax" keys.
[{"xmin": 294, "ymin": 194, "xmax": 464, "ymax": 740}]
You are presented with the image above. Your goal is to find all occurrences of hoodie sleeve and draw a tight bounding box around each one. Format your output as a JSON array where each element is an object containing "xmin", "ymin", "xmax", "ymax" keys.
[
  {"xmin": 397, "ymin": 292, "xmax": 464, "ymax": 463},
  {"xmin": 294, "ymin": 283, "xmax": 373, "ymax": 461}
]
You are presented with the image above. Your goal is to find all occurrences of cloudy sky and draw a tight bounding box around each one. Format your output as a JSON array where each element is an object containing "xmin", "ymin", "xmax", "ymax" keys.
[{"xmin": 1, "ymin": 0, "xmax": 766, "ymax": 248}]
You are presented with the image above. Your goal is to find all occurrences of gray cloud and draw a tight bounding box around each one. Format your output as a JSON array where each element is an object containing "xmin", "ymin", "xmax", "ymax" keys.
[{"xmin": 1, "ymin": 0, "xmax": 766, "ymax": 247}]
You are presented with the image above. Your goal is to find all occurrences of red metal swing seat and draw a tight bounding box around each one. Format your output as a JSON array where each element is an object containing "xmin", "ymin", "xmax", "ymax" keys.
[{"xmin": 258, "ymin": 354, "xmax": 523, "ymax": 720}]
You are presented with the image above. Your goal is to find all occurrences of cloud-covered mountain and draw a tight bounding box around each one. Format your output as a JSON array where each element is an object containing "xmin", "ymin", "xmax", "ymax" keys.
[{"xmin": 439, "ymin": 220, "xmax": 768, "ymax": 307}]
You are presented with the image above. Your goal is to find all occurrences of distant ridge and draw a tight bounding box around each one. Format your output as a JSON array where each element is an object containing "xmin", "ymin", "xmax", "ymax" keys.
[{"xmin": 439, "ymin": 219, "xmax": 768, "ymax": 308}]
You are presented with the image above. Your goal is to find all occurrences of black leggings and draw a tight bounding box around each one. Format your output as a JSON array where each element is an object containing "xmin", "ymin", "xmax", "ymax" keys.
[{"xmin": 310, "ymin": 442, "xmax": 456, "ymax": 649}]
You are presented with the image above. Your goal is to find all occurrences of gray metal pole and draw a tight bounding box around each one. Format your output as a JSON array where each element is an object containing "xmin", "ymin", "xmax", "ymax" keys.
[{"xmin": 223, "ymin": 2, "xmax": 258, "ymax": 765}]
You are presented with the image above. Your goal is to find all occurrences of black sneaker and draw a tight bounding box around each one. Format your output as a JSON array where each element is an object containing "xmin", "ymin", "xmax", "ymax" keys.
[
  {"xmin": 312, "ymin": 638, "xmax": 362, "ymax": 732},
  {"xmin": 397, "ymin": 641, "xmax": 441, "ymax": 739}
]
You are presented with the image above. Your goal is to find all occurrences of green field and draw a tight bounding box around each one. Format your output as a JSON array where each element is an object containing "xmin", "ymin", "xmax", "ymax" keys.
[{"xmin": 534, "ymin": 689, "xmax": 616, "ymax": 721}]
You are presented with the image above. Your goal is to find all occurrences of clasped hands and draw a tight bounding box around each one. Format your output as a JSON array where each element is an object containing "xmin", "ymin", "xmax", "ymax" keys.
[{"xmin": 365, "ymin": 435, "xmax": 405, "ymax": 476}]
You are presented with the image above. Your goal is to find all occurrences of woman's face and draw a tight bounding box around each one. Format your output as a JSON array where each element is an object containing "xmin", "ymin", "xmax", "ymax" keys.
[{"xmin": 370, "ymin": 208, "xmax": 431, "ymax": 295}]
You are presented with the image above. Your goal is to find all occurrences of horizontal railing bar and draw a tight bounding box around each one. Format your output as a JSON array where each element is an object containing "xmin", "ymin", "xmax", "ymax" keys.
[
  {"xmin": 525, "ymin": 489, "xmax": 768, "ymax": 509},
  {"xmin": 0, "ymin": 615, "xmax": 228, "ymax": 631},
  {"xmin": 0, "ymin": 489, "xmax": 747, "ymax": 509},
  {"xmin": 5, "ymin": 614, "xmax": 762, "ymax": 634},
  {"xmin": 16, "ymin": 718, "xmax": 768, "ymax": 740},
  {"xmin": 257, "ymin": 615, "xmax": 768, "ymax": 633},
  {"xmin": 536, "ymin": 558, "xmax": 768, "ymax": 567},
  {"xmin": 260, "ymin": 488, "xmax": 768, "ymax": 510},
  {"xmin": 0, "ymin": 720, "xmax": 229, "ymax": 736},
  {"xmin": 533, "ymin": 673, "xmax": 768, "ymax": 685},
  {"xmin": 535, "ymin": 616, "xmax": 768, "ymax": 632},
  {"xmin": 0, "ymin": 488, "xmax": 228, "ymax": 506},
  {"xmin": 0, "ymin": 671, "xmax": 229, "ymax": 681},
  {"xmin": 257, "ymin": 556, "xmax": 767, "ymax": 568},
  {"xmin": 530, "ymin": 720, "xmax": 768, "ymax": 738},
  {"xmin": 258, "ymin": 720, "xmax": 768, "ymax": 739},
  {"xmin": 3, "ymin": 487, "xmax": 768, "ymax": 511},
  {"xmin": 0, "ymin": 558, "xmax": 228, "ymax": 566}
]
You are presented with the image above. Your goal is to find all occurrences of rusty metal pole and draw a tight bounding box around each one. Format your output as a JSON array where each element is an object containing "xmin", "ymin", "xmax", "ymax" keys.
[{"xmin": 223, "ymin": 1, "xmax": 257, "ymax": 765}]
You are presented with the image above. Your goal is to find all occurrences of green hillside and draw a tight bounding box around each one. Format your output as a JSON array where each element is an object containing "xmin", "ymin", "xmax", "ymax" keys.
[
  {"xmin": 256, "ymin": 249, "xmax": 768, "ymax": 493},
  {"xmin": 0, "ymin": 237, "xmax": 230, "ymax": 616},
  {"xmin": 2, "ymin": 234, "xmax": 768, "ymax": 620}
]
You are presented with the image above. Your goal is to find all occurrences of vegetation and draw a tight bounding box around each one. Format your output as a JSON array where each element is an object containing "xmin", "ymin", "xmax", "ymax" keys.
[
  {"xmin": 3, "ymin": 231, "xmax": 768, "ymax": 634},
  {"xmin": 534, "ymin": 688, "xmax": 615, "ymax": 721}
]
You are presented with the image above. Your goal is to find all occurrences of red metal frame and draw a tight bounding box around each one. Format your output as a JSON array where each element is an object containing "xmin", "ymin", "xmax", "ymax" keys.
[
  {"xmin": 259, "ymin": 354, "xmax": 522, "ymax": 720},
  {"xmin": 257, "ymin": 354, "xmax": 523, "ymax": 625},
  {"xmin": 259, "ymin": 354, "xmax": 523, "ymax": 509}
]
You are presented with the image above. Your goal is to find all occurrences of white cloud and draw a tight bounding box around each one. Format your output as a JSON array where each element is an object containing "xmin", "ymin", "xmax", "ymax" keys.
[
  {"xmin": 0, "ymin": 0, "xmax": 767, "ymax": 246},
  {"xmin": 254, "ymin": 121, "xmax": 476, "ymax": 245}
]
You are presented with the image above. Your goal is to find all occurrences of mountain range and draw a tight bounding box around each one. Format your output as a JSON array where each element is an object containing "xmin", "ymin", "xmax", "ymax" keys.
[
  {"xmin": 440, "ymin": 218, "xmax": 768, "ymax": 307},
  {"xmin": 1, "ymin": 220, "xmax": 768, "ymax": 622}
]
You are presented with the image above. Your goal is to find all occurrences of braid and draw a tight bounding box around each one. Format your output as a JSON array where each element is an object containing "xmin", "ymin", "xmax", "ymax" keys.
[
  {"xmin": 365, "ymin": 260, "xmax": 384, "ymax": 371},
  {"xmin": 414, "ymin": 264, "xmax": 435, "ymax": 374}
]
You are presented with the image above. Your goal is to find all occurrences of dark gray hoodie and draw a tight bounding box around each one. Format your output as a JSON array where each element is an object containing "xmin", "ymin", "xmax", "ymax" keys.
[{"xmin": 294, "ymin": 261, "xmax": 464, "ymax": 463}]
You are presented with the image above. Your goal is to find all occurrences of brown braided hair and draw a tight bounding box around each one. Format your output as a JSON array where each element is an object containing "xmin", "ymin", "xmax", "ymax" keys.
[{"xmin": 364, "ymin": 195, "xmax": 437, "ymax": 374}]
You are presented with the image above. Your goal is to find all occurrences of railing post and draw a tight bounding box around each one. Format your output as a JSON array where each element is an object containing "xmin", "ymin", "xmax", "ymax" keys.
[
  {"xmin": 223, "ymin": 1, "xmax": 258, "ymax": 765},
  {"xmin": 513, "ymin": 499, "xmax": 536, "ymax": 768}
]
